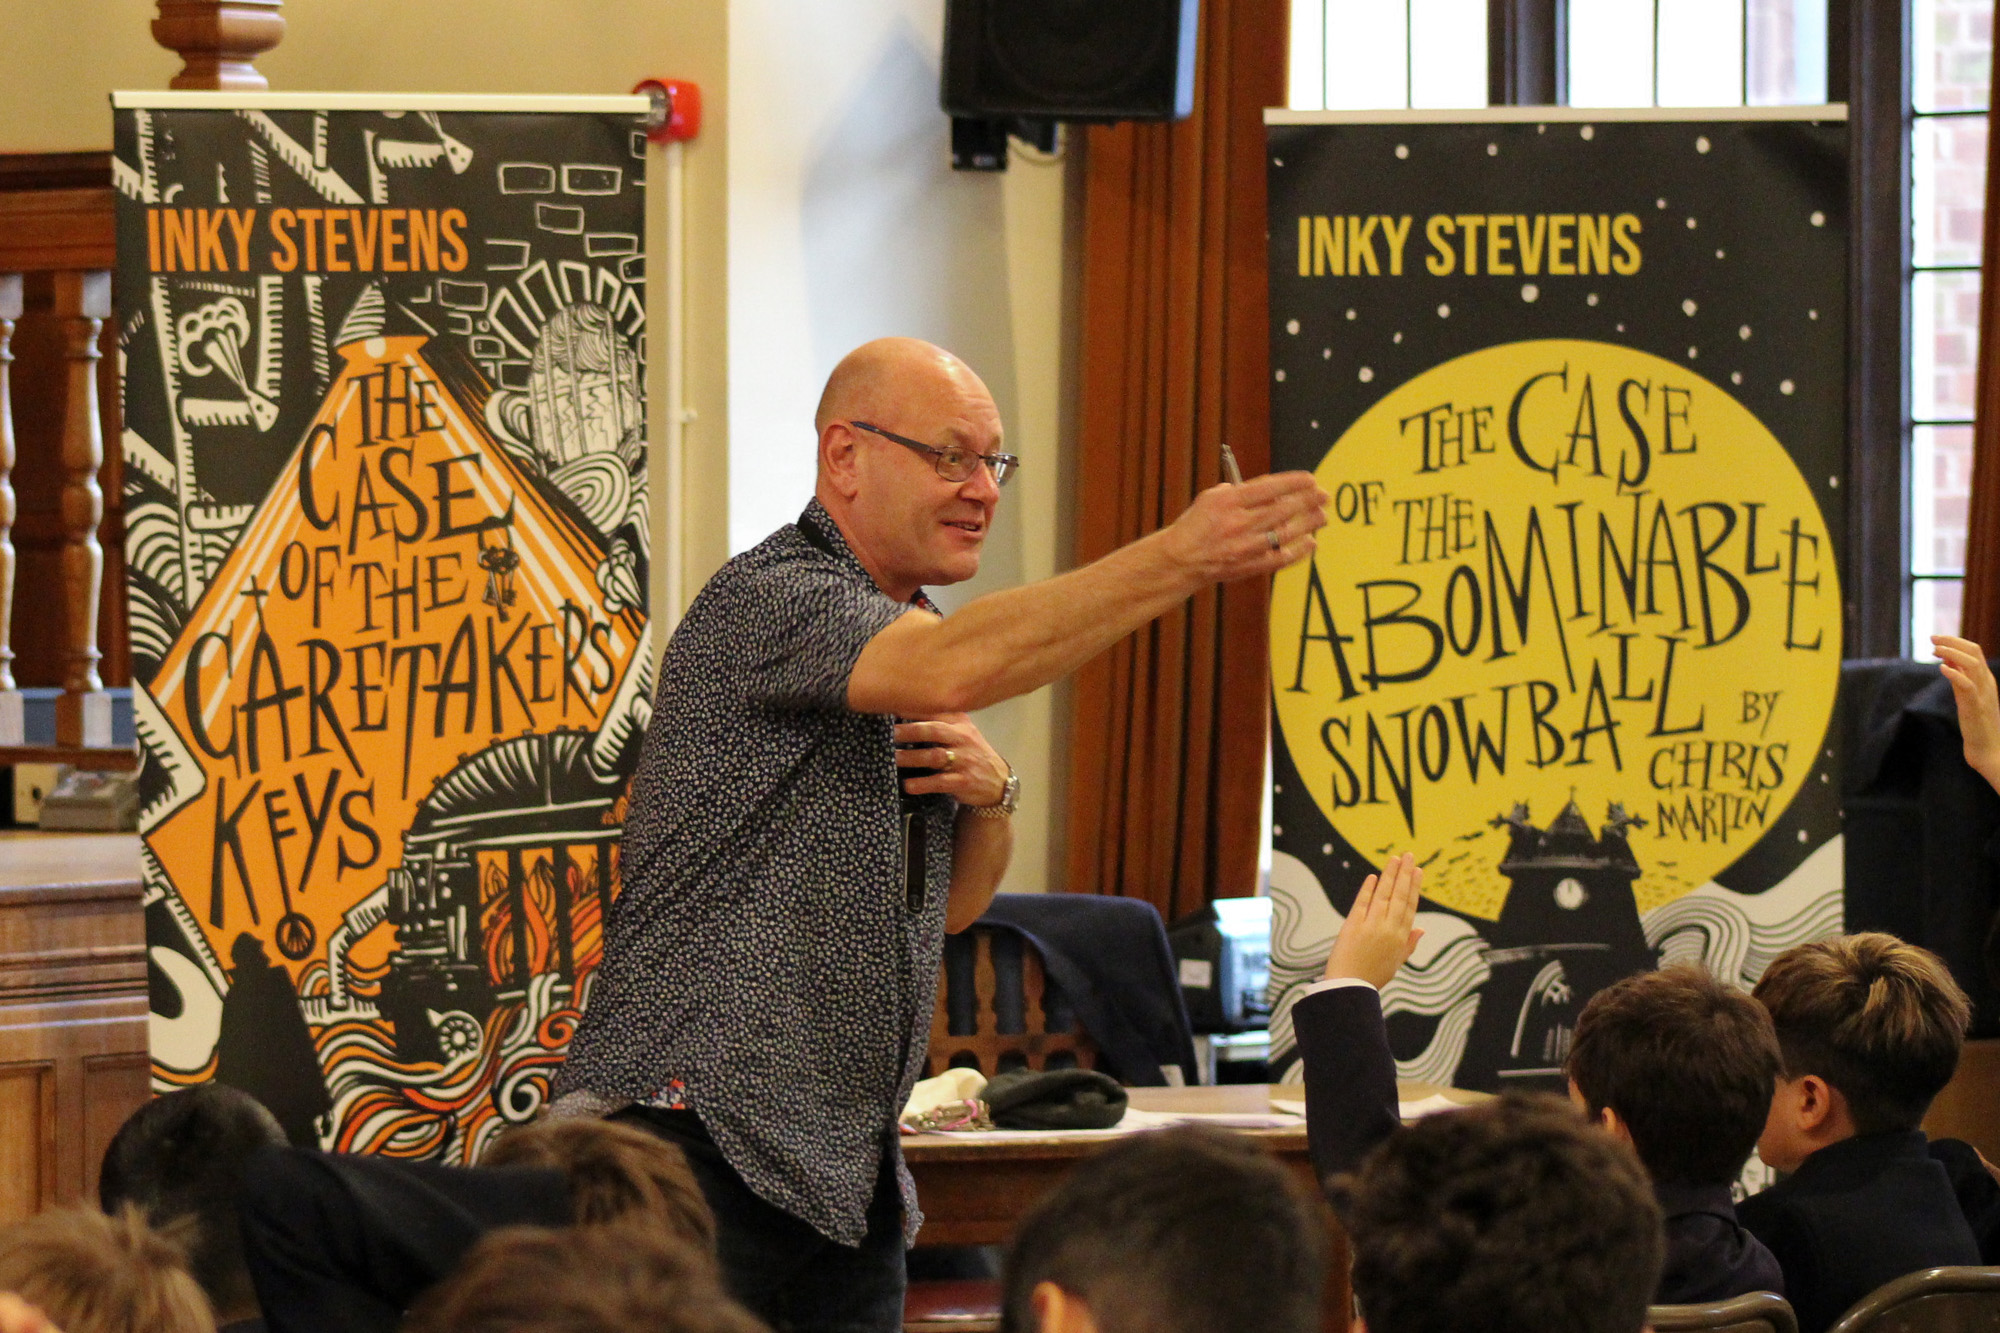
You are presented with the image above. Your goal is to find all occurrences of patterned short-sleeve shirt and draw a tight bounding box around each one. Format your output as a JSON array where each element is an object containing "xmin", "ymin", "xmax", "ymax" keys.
[{"xmin": 554, "ymin": 499, "xmax": 954, "ymax": 1246}]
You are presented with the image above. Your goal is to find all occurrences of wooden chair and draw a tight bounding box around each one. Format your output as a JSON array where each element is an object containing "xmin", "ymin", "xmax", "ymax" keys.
[
  {"xmin": 1824, "ymin": 1267, "xmax": 2000, "ymax": 1333},
  {"xmin": 925, "ymin": 923, "xmax": 1099, "ymax": 1078},
  {"xmin": 906, "ymin": 926, "xmax": 1096, "ymax": 1333},
  {"xmin": 1650, "ymin": 1291, "xmax": 1800, "ymax": 1333}
]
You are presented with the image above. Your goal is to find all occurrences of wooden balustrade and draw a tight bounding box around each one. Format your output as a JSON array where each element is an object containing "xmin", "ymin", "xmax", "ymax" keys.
[
  {"xmin": 0, "ymin": 275, "xmax": 20, "ymax": 743},
  {"xmin": 0, "ymin": 0, "xmax": 292, "ymax": 1229},
  {"xmin": 0, "ymin": 2, "xmax": 290, "ymax": 767},
  {"xmin": 52, "ymin": 273, "xmax": 109, "ymax": 750},
  {"xmin": 154, "ymin": 0, "xmax": 286, "ymax": 92},
  {"xmin": 0, "ymin": 157, "xmax": 127, "ymax": 769}
]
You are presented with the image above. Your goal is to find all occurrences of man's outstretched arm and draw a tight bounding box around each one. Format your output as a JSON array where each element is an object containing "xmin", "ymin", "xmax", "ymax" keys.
[{"xmin": 847, "ymin": 472, "xmax": 1328, "ymax": 717}]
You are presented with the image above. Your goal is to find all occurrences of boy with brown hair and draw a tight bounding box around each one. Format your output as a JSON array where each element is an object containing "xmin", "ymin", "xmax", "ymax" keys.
[
  {"xmin": 1740, "ymin": 933, "xmax": 1980, "ymax": 1333},
  {"xmin": 1338, "ymin": 1094, "xmax": 1664, "ymax": 1333},
  {"xmin": 1566, "ymin": 965, "xmax": 1785, "ymax": 1303},
  {"xmin": 1297, "ymin": 857, "xmax": 1783, "ymax": 1305}
]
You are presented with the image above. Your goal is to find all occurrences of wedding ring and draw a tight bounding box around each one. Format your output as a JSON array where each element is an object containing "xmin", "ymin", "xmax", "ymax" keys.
[
  {"xmin": 943, "ymin": 748, "xmax": 957, "ymax": 770},
  {"xmin": 1266, "ymin": 530, "xmax": 1282, "ymax": 551}
]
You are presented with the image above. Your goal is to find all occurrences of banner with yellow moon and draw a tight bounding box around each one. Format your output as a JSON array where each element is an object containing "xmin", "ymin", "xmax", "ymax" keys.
[
  {"xmin": 1264, "ymin": 110, "xmax": 1847, "ymax": 1093},
  {"xmin": 115, "ymin": 93, "xmax": 653, "ymax": 1159}
]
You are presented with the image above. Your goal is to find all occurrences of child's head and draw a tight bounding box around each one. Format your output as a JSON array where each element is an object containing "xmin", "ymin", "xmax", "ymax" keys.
[
  {"xmin": 1565, "ymin": 963, "xmax": 1781, "ymax": 1187},
  {"xmin": 97, "ymin": 1084, "xmax": 287, "ymax": 1323},
  {"xmin": 0, "ymin": 1206, "xmax": 213, "ymax": 1333},
  {"xmin": 1000, "ymin": 1125, "xmax": 1327, "ymax": 1333},
  {"xmin": 481, "ymin": 1117, "xmax": 716, "ymax": 1257},
  {"xmin": 1752, "ymin": 933, "xmax": 1971, "ymax": 1169},
  {"xmin": 402, "ymin": 1225, "xmax": 764, "ymax": 1333},
  {"xmin": 1337, "ymin": 1094, "xmax": 1662, "ymax": 1333}
]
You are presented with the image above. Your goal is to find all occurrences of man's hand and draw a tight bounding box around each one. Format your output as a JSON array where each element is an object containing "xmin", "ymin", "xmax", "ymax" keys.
[
  {"xmin": 1322, "ymin": 853, "xmax": 1425, "ymax": 991},
  {"xmin": 1160, "ymin": 472, "xmax": 1331, "ymax": 585},
  {"xmin": 896, "ymin": 715, "xmax": 1009, "ymax": 807},
  {"xmin": 1935, "ymin": 635, "xmax": 2000, "ymax": 790}
]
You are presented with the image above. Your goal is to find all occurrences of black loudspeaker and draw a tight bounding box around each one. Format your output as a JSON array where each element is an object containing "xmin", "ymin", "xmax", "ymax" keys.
[{"xmin": 941, "ymin": 0, "xmax": 1201, "ymax": 124}]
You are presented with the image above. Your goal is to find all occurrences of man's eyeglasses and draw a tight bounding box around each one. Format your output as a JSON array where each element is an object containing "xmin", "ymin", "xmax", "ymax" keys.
[{"xmin": 850, "ymin": 421, "xmax": 1018, "ymax": 488}]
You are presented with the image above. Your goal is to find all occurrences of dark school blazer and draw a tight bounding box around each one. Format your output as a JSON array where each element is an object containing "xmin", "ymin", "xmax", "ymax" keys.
[
  {"xmin": 240, "ymin": 1144, "xmax": 572, "ymax": 1333},
  {"xmin": 1738, "ymin": 1130, "xmax": 1981, "ymax": 1333}
]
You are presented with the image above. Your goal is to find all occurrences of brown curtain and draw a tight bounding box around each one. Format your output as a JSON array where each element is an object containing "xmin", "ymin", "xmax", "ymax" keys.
[
  {"xmin": 1063, "ymin": 0, "xmax": 1288, "ymax": 922},
  {"xmin": 1965, "ymin": 32, "xmax": 2000, "ymax": 650}
]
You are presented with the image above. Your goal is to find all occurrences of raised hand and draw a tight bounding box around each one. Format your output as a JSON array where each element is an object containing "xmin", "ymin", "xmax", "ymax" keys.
[
  {"xmin": 1934, "ymin": 635, "xmax": 2000, "ymax": 791},
  {"xmin": 894, "ymin": 715, "xmax": 1010, "ymax": 808},
  {"xmin": 1322, "ymin": 852, "xmax": 1426, "ymax": 991},
  {"xmin": 1161, "ymin": 471, "xmax": 1331, "ymax": 585}
]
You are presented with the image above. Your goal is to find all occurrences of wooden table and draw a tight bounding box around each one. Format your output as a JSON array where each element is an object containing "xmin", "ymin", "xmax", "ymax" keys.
[
  {"xmin": 902, "ymin": 1081, "xmax": 1483, "ymax": 1332},
  {"xmin": 0, "ymin": 831, "xmax": 147, "ymax": 1222},
  {"xmin": 905, "ymin": 1084, "xmax": 1314, "ymax": 1245}
]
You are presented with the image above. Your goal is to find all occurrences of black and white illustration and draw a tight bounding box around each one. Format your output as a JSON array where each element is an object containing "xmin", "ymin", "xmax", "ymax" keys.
[
  {"xmin": 114, "ymin": 93, "xmax": 654, "ymax": 1159},
  {"xmin": 1263, "ymin": 111, "xmax": 1849, "ymax": 1092}
]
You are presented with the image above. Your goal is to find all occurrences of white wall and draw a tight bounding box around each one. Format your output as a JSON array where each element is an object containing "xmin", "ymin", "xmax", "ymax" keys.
[{"xmin": 726, "ymin": 0, "xmax": 1076, "ymax": 892}]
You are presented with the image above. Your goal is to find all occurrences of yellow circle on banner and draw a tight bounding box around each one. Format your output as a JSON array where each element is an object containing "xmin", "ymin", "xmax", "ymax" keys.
[{"xmin": 1270, "ymin": 339, "xmax": 1841, "ymax": 919}]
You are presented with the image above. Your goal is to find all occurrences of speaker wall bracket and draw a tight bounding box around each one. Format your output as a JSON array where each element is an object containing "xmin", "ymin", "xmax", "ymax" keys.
[{"xmin": 949, "ymin": 116, "xmax": 1061, "ymax": 172}]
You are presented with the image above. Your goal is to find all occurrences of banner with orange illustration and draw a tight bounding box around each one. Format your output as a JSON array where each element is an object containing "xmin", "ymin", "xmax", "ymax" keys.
[
  {"xmin": 113, "ymin": 93, "xmax": 652, "ymax": 1159},
  {"xmin": 1262, "ymin": 110, "xmax": 1848, "ymax": 1097}
]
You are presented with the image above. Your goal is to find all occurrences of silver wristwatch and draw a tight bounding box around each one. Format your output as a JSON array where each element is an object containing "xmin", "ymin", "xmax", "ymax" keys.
[{"xmin": 967, "ymin": 766, "xmax": 1019, "ymax": 819}]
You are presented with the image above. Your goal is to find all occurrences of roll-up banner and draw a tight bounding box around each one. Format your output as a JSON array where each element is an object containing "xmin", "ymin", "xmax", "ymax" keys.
[
  {"xmin": 1264, "ymin": 109, "xmax": 1848, "ymax": 1094},
  {"xmin": 113, "ymin": 92, "xmax": 653, "ymax": 1158}
]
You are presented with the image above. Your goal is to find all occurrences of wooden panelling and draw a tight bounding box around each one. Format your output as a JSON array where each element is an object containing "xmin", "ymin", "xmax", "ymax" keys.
[
  {"xmin": 1925, "ymin": 1037, "xmax": 2000, "ymax": 1162},
  {"xmin": 82, "ymin": 1053, "xmax": 155, "ymax": 1204},
  {"xmin": 0, "ymin": 833, "xmax": 148, "ymax": 1222},
  {"xmin": 0, "ymin": 1062, "xmax": 55, "ymax": 1221}
]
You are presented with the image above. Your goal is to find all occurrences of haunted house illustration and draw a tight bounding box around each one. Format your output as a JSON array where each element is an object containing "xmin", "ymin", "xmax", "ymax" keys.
[
  {"xmin": 1454, "ymin": 799, "xmax": 1657, "ymax": 1092},
  {"xmin": 312, "ymin": 729, "xmax": 628, "ymax": 1066}
]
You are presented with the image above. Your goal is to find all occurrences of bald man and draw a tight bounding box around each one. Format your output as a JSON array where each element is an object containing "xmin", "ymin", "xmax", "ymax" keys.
[{"xmin": 553, "ymin": 338, "xmax": 1326, "ymax": 1333}]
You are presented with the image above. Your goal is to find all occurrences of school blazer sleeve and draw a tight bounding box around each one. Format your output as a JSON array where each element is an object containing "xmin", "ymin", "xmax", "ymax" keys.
[
  {"xmin": 1293, "ymin": 983, "xmax": 1403, "ymax": 1189},
  {"xmin": 241, "ymin": 1145, "xmax": 572, "ymax": 1333}
]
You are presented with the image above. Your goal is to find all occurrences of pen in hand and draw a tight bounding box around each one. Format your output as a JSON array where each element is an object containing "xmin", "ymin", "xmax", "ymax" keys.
[{"xmin": 1220, "ymin": 442, "xmax": 1244, "ymax": 486}]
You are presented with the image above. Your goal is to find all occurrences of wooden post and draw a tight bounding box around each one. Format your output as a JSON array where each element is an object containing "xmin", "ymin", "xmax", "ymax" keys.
[
  {"xmin": 152, "ymin": 0, "xmax": 285, "ymax": 92},
  {"xmin": 52, "ymin": 271, "xmax": 111, "ymax": 749},
  {"xmin": 1963, "ymin": 31, "xmax": 2000, "ymax": 650},
  {"xmin": 0, "ymin": 274, "xmax": 20, "ymax": 745}
]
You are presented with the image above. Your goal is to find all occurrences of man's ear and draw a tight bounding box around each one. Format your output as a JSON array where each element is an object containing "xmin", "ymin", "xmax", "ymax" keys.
[
  {"xmin": 821, "ymin": 421, "xmax": 863, "ymax": 499},
  {"xmin": 1030, "ymin": 1282, "xmax": 1100, "ymax": 1333}
]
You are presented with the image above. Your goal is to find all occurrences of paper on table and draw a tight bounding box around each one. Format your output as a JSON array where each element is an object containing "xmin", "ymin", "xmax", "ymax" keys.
[{"xmin": 1270, "ymin": 1094, "xmax": 1462, "ymax": 1122}]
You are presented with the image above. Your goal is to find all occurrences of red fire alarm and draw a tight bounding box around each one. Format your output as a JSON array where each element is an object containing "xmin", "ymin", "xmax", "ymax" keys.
[{"xmin": 634, "ymin": 78, "xmax": 701, "ymax": 144}]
